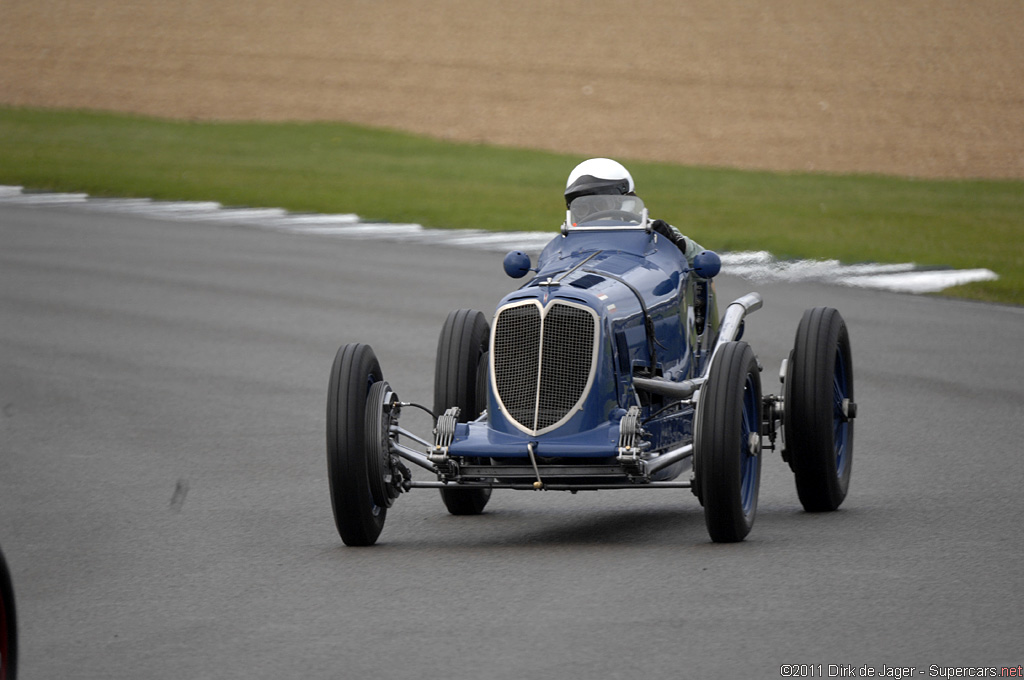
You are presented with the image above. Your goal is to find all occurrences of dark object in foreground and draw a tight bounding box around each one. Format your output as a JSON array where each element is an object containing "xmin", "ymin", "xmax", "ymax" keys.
[{"xmin": 1, "ymin": 545, "xmax": 16, "ymax": 680}]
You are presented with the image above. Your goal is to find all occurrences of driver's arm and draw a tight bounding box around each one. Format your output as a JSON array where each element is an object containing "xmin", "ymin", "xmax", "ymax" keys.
[{"xmin": 652, "ymin": 219, "xmax": 703, "ymax": 266}]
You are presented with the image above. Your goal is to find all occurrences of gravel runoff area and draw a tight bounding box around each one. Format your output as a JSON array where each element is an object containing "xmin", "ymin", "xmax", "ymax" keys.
[{"xmin": 1, "ymin": 0, "xmax": 1022, "ymax": 180}]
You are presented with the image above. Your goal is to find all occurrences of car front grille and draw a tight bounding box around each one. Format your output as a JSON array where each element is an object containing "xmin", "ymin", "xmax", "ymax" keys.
[{"xmin": 492, "ymin": 301, "xmax": 597, "ymax": 434}]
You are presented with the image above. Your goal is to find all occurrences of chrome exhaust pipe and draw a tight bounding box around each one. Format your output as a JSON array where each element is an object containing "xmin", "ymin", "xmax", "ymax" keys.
[
  {"xmin": 707, "ymin": 292, "xmax": 762, "ymax": 372},
  {"xmin": 632, "ymin": 292, "xmax": 762, "ymax": 399}
]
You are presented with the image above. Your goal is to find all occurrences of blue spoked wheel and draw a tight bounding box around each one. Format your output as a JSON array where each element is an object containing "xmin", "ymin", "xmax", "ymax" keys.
[
  {"xmin": 786, "ymin": 307, "xmax": 855, "ymax": 512},
  {"xmin": 327, "ymin": 343, "xmax": 388, "ymax": 546},
  {"xmin": 696, "ymin": 341, "xmax": 763, "ymax": 543}
]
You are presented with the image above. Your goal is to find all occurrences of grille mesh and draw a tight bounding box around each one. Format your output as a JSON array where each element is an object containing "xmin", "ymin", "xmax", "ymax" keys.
[
  {"xmin": 493, "ymin": 305, "xmax": 541, "ymax": 427},
  {"xmin": 493, "ymin": 302, "xmax": 595, "ymax": 432}
]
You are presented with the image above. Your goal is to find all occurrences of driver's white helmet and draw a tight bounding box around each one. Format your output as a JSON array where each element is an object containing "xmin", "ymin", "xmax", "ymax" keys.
[{"xmin": 564, "ymin": 158, "xmax": 635, "ymax": 207}]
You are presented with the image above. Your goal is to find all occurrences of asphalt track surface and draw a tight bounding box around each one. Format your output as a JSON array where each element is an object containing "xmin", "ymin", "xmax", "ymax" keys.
[{"xmin": 1, "ymin": 204, "xmax": 1022, "ymax": 679}]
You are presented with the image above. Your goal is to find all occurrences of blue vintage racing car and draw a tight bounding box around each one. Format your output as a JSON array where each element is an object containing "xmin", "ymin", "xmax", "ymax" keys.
[{"xmin": 326, "ymin": 195, "xmax": 856, "ymax": 546}]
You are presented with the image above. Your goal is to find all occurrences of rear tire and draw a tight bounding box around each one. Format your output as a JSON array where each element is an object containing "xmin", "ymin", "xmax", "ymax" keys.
[
  {"xmin": 786, "ymin": 307, "xmax": 854, "ymax": 512},
  {"xmin": 434, "ymin": 309, "xmax": 492, "ymax": 515},
  {"xmin": 327, "ymin": 343, "xmax": 387, "ymax": 546},
  {"xmin": 697, "ymin": 341, "xmax": 762, "ymax": 543}
]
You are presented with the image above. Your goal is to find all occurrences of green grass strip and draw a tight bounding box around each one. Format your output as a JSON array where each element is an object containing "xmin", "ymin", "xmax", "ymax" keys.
[{"xmin": 1, "ymin": 106, "xmax": 1021, "ymax": 304}]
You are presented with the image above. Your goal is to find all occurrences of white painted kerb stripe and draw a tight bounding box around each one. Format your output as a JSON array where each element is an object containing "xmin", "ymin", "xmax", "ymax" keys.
[{"xmin": 0, "ymin": 186, "xmax": 999, "ymax": 295}]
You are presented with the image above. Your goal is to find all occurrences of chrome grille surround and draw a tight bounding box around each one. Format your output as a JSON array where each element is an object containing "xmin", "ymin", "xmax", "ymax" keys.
[{"xmin": 491, "ymin": 299, "xmax": 600, "ymax": 435}]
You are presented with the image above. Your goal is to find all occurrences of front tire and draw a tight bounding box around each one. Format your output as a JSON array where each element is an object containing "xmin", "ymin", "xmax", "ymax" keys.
[
  {"xmin": 786, "ymin": 307, "xmax": 854, "ymax": 512},
  {"xmin": 697, "ymin": 341, "xmax": 763, "ymax": 543},
  {"xmin": 434, "ymin": 309, "xmax": 492, "ymax": 515},
  {"xmin": 327, "ymin": 343, "xmax": 387, "ymax": 546}
]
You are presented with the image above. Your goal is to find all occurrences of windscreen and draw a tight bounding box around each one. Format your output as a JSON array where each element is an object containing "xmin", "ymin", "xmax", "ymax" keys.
[{"xmin": 568, "ymin": 195, "xmax": 647, "ymax": 227}]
